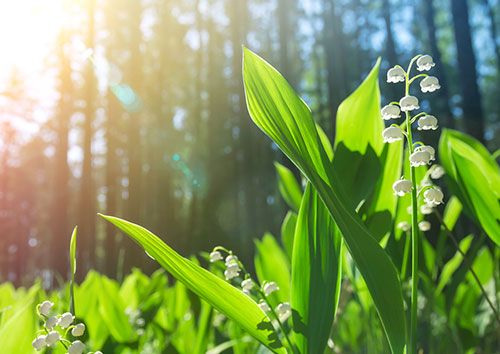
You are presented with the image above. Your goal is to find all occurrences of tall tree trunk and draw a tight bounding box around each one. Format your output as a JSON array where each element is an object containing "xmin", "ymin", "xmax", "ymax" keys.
[
  {"xmin": 78, "ymin": 0, "xmax": 96, "ymax": 280},
  {"xmin": 481, "ymin": 0, "xmax": 500, "ymax": 75},
  {"xmin": 382, "ymin": 0, "xmax": 400, "ymax": 101},
  {"xmin": 51, "ymin": 28, "xmax": 73, "ymax": 280},
  {"xmin": 450, "ymin": 0, "xmax": 485, "ymax": 142},
  {"xmin": 423, "ymin": 0, "xmax": 454, "ymax": 129}
]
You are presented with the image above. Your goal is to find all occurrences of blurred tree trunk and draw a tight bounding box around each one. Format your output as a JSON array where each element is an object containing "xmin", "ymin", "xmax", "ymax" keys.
[
  {"xmin": 481, "ymin": 0, "xmax": 500, "ymax": 74},
  {"xmin": 381, "ymin": 0, "xmax": 399, "ymax": 101},
  {"xmin": 51, "ymin": 28, "xmax": 73, "ymax": 280},
  {"xmin": 78, "ymin": 0, "xmax": 96, "ymax": 279},
  {"xmin": 450, "ymin": 0, "xmax": 485, "ymax": 142},
  {"xmin": 423, "ymin": 0, "xmax": 454, "ymax": 129}
]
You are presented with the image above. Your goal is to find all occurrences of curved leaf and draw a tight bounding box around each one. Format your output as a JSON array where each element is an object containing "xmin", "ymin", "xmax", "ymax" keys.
[{"xmin": 275, "ymin": 162, "xmax": 303, "ymax": 212}]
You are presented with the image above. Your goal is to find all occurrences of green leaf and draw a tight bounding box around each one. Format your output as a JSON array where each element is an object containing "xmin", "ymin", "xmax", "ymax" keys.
[
  {"xmin": 70, "ymin": 226, "xmax": 77, "ymax": 315},
  {"xmin": 291, "ymin": 183, "xmax": 342, "ymax": 354},
  {"xmin": 440, "ymin": 129, "xmax": 500, "ymax": 246},
  {"xmin": 275, "ymin": 162, "xmax": 303, "ymax": 212},
  {"xmin": 243, "ymin": 47, "xmax": 406, "ymax": 354},
  {"xmin": 99, "ymin": 214, "xmax": 286, "ymax": 353},
  {"xmin": 281, "ymin": 211, "xmax": 298, "ymax": 261},
  {"xmin": 254, "ymin": 233, "xmax": 291, "ymax": 306}
]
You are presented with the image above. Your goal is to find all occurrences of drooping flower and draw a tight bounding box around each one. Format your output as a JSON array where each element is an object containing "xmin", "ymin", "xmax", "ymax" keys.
[
  {"xmin": 68, "ymin": 340, "xmax": 85, "ymax": 354},
  {"xmin": 382, "ymin": 126, "xmax": 403, "ymax": 143},
  {"xmin": 381, "ymin": 104, "xmax": 401, "ymax": 120},
  {"xmin": 416, "ymin": 55, "xmax": 435, "ymax": 71},
  {"xmin": 263, "ymin": 282, "xmax": 279, "ymax": 296},
  {"xmin": 424, "ymin": 188, "xmax": 444, "ymax": 206},
  {"xmin": 393, "ymin": 179, "xmax": 413, "ymax": 196},
  {"xmin": 71, "ymin": 323, "xmax": 86, "ymax": 337},
  {"xmin": 32, "ymin": 335, "xmax": 47, "ymax": 351},
  {"xmin": 276, "ymin": 302, "xmax": 292, "ymax": 320},
  {"xmin": 241, "ymin": 279, "xmax": 255, "ymax": 292},
  {"xmin": 430, "ymin": 165, "xmax": 445, "ymax": 179},
  {"xmin": 59, "ymin": 312, "xmax": 75, "ymax": 328},
  {"xmin": 420, "ymin": 204, "xmax": 434, "ymax": 215},
  {"xmin": 45, "ymin": 331, "xmax": 60, "ymax": 346},
  {"xmin": 415, "ymin": 145, "xmax": 435, "ymax": 161},
  {"xmin": 417, "ymin": 115, "xmax": 438, "ymax": 130},
  {"xmin": 258, "ymin": 300, "xmax": 271, "ymax": 312},
  {"xmin": 224, "ymin": 263, "xmax": 240, "ymax": 280},
  {"xmin": 397, "ymin": 221, "xmax": 411, "ymax": 232},
  {"xmin": 45, "ymin": 316, "xmax": 58, "ymax": 330},
  {"xmin": 225, "ymin": 255, "xmax": 238, "ymax": 266},
  {"xmin": 39, "ymin": 301, "xmax": 54, "ymax": 317},
  {"xmin": 418, "ymin": 221, "xmax": 431, "ymax": 231},
  {"xmin": 387, "ymin": 66, "xmax": 405, "ymax": 83},
  {"xmin": 209, "ymin": 251, "xmax": 223, "ymax": 262},
  {"xmin": 409, "ymin": 150, "xmax": 432, "ymax": 167},
  {"xmin": 420, "ymin": 76, "xmax": 441, "ymax": 93},
  {"xmin": 399, "ymin": 95, "xmax": 419, "ymax": 111}
]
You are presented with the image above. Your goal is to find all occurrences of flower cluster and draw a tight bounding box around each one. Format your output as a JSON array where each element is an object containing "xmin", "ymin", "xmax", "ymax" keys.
[
  {"xmin": 383, "ymin": 55, "xmax": 445, "ymax": 232},
  {"xmin": 32, "ymin": 300, "xmax": 102, "ymax": 354}
]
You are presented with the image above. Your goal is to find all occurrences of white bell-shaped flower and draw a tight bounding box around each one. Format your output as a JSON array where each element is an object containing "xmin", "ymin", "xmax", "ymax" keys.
[
  {"xmin": 225, "ymin": 255, "xmax": 238, "ymax": 266},
  {"xmin": 399, "ymin": 95, "xmax": 420, "ymax": 111},
  {"xmin": 418, "ymin": 221, "xmax": 431, "ymax": 231},
  {"xmin": 424, "ymin": 188, "xmax": 444, "ymax": 206},
  {"xmin": 241, "ymin": 279, "xmax": 255, "ymax": 291},
  {"xmin": 32, "ymin": 335, "xmax": 47, "ymax": 351},
  {"xmin": 45, "ymin": 316, "xmax": 58, "ymax": 330},
  {"xmin": 387, "ymin": 66, "xmax": 405, "ymax": 83},
  {"xmin": 258, "ymin": 300, "xmax": 271, "ymax": 312},
  {"xmin": 409, "ymin": 150, "xmax": 431, "ymax": 167},
  {"xmin": 209, "ymin": 251, "xmax": 222, "ymax": 262},
  {"xmin": 430, "ymin": 165, "xmax": 445, "ymax": 179},
  {"xmin": 59, "ymin": 312, "xmax": 75, "ymax": 328},
  {"xmin": 420, "ymin": 76, "xmax": 441, "ymax": 93},
  {"xmin": 224, "ymin": 268, "xmax": 239, "ymax": 281},
  {"xmin": 393, "ymin": 179, "xmax": 412, "ymax": 196},
  {"xmin": 381, "ymin": 104, "xmax": 401, "ymax": 120},
  {"xmin": 39, "ymin": 301, "xmax": 54, "ymax": 317},
  {"xmin": 382, "ymin": 126, "xmax": 403, "ymax": 143},
  {"xmin": 68, "ymin": 340, "xmax": 85, "ymax": 354},
  {"xmin": 415, "ymin": 145, "xmax": 435, "ymax": 161},
  {"xmin": 72, "ymin": 323, "xmax": 86, "ymax": 337},
  {"xmin": 45, "ymin": 331, "xmax": 60, "ymax": 346},
  {"xmin": 263, "ymin": 282, "xmax": 280, "ymax": 296},
  {"xmin": 416, "ymin": 55, "xmax": 435, "ymax": 71},
  {"xmin": 420, "ymin": 204, "xmax": 434, "ymax": 215},
  {"xmin": 276, "ymin": 302, "xmax": 292, "ymax": 320},
  {"xmin": 417, "ymin": 115, "xmax": 438, "ymax": 130},
  {"xmin": 397, "ymin": 221, "xmax": 411, "ymax": 232}
]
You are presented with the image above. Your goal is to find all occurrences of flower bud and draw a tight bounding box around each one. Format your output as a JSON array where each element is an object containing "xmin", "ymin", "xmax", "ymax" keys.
[
  {"xmin": 415, "ymin": 145, "xmax": 435, "ymax": 161},
  {"xmin": 45, "ymin": 316, "xmax": 58, "ymax": 329},
  {"xmin": 45, "ymin": 331, "xmax": 60, "ymax": 346},
  {"xmin": 397, "ymin": 221, "xmax": 411, "ymax": 232},
  {"xmin": 420, "ymin": 76, "xmax": 440, "ymax": 93},
  {"xmin": 399, "ymin": 95, "xmax": 419, "ymax": 111},
  {"xmin": 263, "ymin": 282, "xmax": 279, "ymax": 296},
  {"xmin": 393, "ymin": 179, "xmax": 412, "ymax": 196},
  {"xmin": 32, "ymin": 335, "xmax": 47, "ymax": 351},
  {"xmin": 381, "ymin": 104, "xmax": 401, "ymax": 120},
  {"xmin": 68, "ymin": 340, "xmax": 85, "ymax": 354},
  {"xmin": 241, "ymin": 278, "xmax": 255, "ymax": 291},
  {"xmin": 258, "ymin": 300, "xmax": 271, "ymax": 312},
  {"xmin": 224, "ymin": 268, "xmax": 239, "ymax": 280},
  {"xmin": 276, "ymin": 302, "xmax": 292, "ymax": 320},
  {"xmin": 39, "ymin": 301, "xmax": 54, "ymax": 316},
  {"xmin": 209, "ymin": 251, "xmax": 223, "ymax": 262},
  {"xmin": 424, "ymin": 188, "xmax": 444, "ymax": 206},
  {"xmin": 417, "ymin": 115, "xmax": 438, "ymax": 130},
  {"xmin": 387, "ymin": 66, "xmax": 405, "ymax": 83},
  {"xmin": 420, "ymin": 204, "xmax": 434, "ymax": 215},
  {"xmin": 72, "ymin": 323, "xmax": 86, "ymax": 337},
  {"xmin": 409, "ymin": 150, "xmax": 431, "ymax": 167},
  {"xmin": 418, "ymin": 221, "xmax": 431, "ymax": 231},
  {"xmin": 430, "ymin": 165, "xmax": 445, "ymax": 179},
  {"xmin": 225, "ymin": 255, "xmax": 238, "ymax": 266},
  {"xmin": 382, "ymin": 126, "xmax": 403, "ymax": 143},
  {"xmin": 416, "ymin": 55, "xmax": 435, "ymax": 71},
  {"xmin": 59, "ymin": 312, "xmax": 75, "ymax": 328}
]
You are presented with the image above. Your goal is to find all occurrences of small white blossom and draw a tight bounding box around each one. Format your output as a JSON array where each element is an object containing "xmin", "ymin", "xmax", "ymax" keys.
[
  {"xmin": 430, "ymin": 165, "xmax": 445, "ymax": 179},
  {"xmin": 225, "ymin": 255, "xmax": 238, "ymax": 266},
  {"xmin": 416, "ymin": 55, "xmax": 435, "ymax": 71},
  {"xmin": 387, "ymin": 66, "xmax": 405, "ymax": 83},
  {"xmin": 417, "ymin": 115, "xmax": 438, "ymax": 130},
  {"xmin": 393, "ymin": 179, "xmax": 413, "ymax": 196},
  {"xmin": 381, "ymin": 105, "xmax": 401, "ymax": 120},
  {"xmin": 209, "ymin": 251, "xmax": 223, "ymax": 262},
  {"xmin": 45, "ymin": 331, "xmax": 60, "ymax": 346},
  {"xmin": 276, "ymin": 302, "xmax": 292, "ymax": 320},
  {"xmin": 32, "ymin": 335, "xmax": 47, "ymax": 351},
  {"xmin": 397, "ymin": 221, "xmax": 411, "ymax": 232},
  {"xmin": 424, "ymin": 188, "xmax": 444, "ymax": 206},
  {"xmin": 68, "ymin": 340, "xmax": 85, "ymax": 354},
  {"xmin": 410, "ymin": 150, "xmax": 432, "ymax": 167},
  {"xmin": 418, "ymin": 221, "xmax": 431, "ymax": 231},
  {"xmin": 72, "ymin": 323, "xmax": 86, "ymax": 337},
  {"xmin": 226, "ymin": 262, "xmax": 240, "ymax": 273},
  {"xmin": 399, "ymin": 96, "xmax": 419, "ymax": 111},
  {"xmin": 45, "ymin": 316, "xmax": 58, "ymax": 329},
  {"xmin": 258, "ymin": 300, "xmax": 271, "ymax": 312},
  {"xmin": 382, "ymin": 126, "xmax": 404, "ymax": 143},
  {"xmin": 420, "ymin": 76, "xmax": 441, "ymax": 93},
  {"xmin": 263, "ymin": 282, "xmax": 279, "ymax": 296},
  {"xmin": 420, "ymin": 204, "xmax": 434, "ymax": 215},
  {"xmin": 224, "ymin": 268, "xmax": 239, "ymax": 280},
  {"xmin": 407, "ymin": 206, "xmax": 413, "ymax": 215},
  {"xmin": 39, "ymin": 301, "xmax": 54, "ymax": 317},
  {"xmin": 59, "ymin": 312, "xmax": 75, "ymax": 328},
  {"xmin": 241, "ymin": 279, "xmax": 255, "ymax": 291},
  {"xmin": 415, "ymin": 145, "xmax": 435, "ymax": 161}
]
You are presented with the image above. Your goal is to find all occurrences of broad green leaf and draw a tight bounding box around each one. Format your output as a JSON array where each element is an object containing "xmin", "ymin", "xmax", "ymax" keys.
[
  {"xmin": 440, "ymin": 129, "xmax": 500, "ymax": 246},
  {"xmin": 254, "ymin": 233, "xmax": 291, "ymax": 306},
  {"xmin": 291, "ymin": 183, "xmax": 342, "ymax": 354},
  {"xmin": 243, "ymin": 47, "xmax": 406, "ymax": 354},
  {"xmin": 281, "ymin": 211, "xmax": 297, "ymax": 261},
  {"xmin": 100, "ymin": 214, "xmax": 286, "ymax": 353},
  {"xmin": 275, "ymin": 162, "xmax": 302, "ymax": 212}
]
